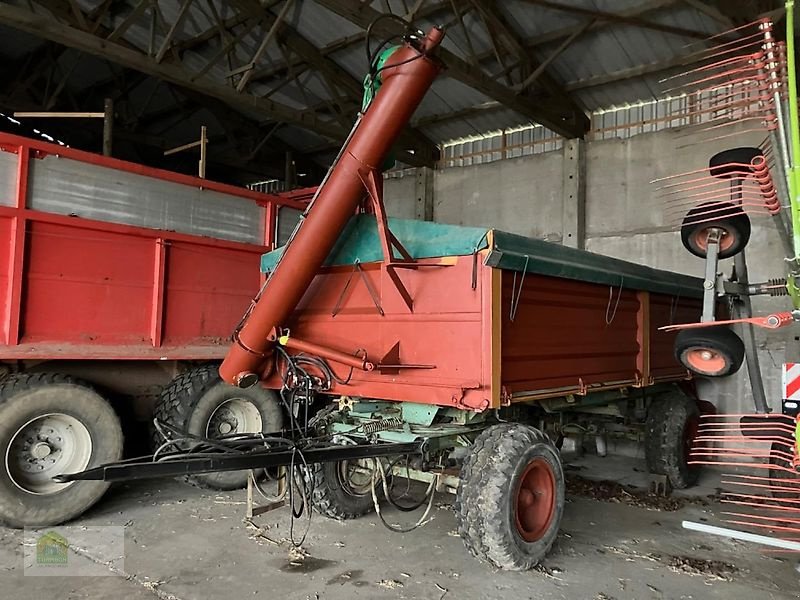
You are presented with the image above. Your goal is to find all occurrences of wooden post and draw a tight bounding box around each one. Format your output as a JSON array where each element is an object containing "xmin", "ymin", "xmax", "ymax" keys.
[
  {"xmin": 199, "ymin": 125, "xmax": 207, "ymax": 178},
  {"xmin": 163, "ymin": 126, "xmax": 208, "ymax": 180},
  {"xmin": 102, "ymin": 98, "xmax": 114, "ymax": 157}
]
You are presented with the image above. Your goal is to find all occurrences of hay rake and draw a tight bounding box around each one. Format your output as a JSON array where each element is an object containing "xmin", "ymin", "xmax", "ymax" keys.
[{"xmin": 661, "ymin": 1, "xmax": 800, "ymax": 554}]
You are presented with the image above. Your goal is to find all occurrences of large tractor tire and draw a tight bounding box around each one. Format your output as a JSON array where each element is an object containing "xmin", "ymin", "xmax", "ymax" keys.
[
  {"xmin": 152, "ymin": 364, "xmax": 283, "ymax": 490},
  {"xmin": 769, "ymin": 441, "xmax": 800, "ymax": 500},
  {"xmin": 0, "ymin": 373, "xmax": 123, "ymax": 527},
  {"xmin": 455, "ymin": 423, "xmax": 564, "ymax": 571},
  {"xmin": 645, "ymin": 392, "xmax": 701, "ymax": 489}
]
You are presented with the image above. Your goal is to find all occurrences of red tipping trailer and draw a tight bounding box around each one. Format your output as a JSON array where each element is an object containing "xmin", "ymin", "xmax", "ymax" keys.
[
  {"xmin": 0, "ymin": 131, "xmax": 305, "ymax": 525},
  {"xmin": 257, "ymin": 216, "xmax": 704, "ymax": 410},
  {"xmin": 207, "ymin": 24, "xmax": 709, "ymax": 571}
]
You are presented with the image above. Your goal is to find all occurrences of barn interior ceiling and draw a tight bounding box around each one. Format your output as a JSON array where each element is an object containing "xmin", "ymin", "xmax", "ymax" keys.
[{"xmin": 0, "ymin": 0, "xmax": 781, "ymax": 185}]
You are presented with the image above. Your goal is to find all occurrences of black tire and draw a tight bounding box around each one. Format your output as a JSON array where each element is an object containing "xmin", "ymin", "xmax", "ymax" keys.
[
  {"xmin": 645, "ymin": 392, "xmax": 701, "ymax": 489},
  {"xmin": 680, "ymin": 201, "xmax": 751, "ymax": 259},
  {"xmin": 0, "ymin": 373, "xmax": 123, "ymax": 527},
  {"xmin": 152, "ymin": 364, "xmax": 283, "ymax": 490},
  {"xmin": 455, "ymin": 424, "xmax": 564, "ymax": 571},
  {"xmin": 675, "ymin": 327, "xmax": 745, "ymax": 377},
  {"xmin": 708, "ymin": 147, "xmax": 762, "ymax": 178},
  {"xmin": 769, "ymin": 441, "xmax": 800, "ymax": 500},
  {"xmin": 310, "ymin": 459, "xmax": 378, "ymax": 520}
]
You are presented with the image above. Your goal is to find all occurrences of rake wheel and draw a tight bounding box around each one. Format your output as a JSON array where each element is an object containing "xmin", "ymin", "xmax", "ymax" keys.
[
  {"xmin": 680, "ymin": 201, "xmax": 751, "ymax": 259},
  {"xmin": 675, "ymin": 327, "xmax": 745, "ymax": 377}
]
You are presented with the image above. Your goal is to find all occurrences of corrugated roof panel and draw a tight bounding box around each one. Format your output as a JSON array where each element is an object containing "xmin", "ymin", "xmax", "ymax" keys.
[
  {"xmin": 423, "ymin": 107, "xmax": 532, "ymax": 142},
  {"xmin": 291, "ymin": 2, "xmax": 365, "ymax": 47},
  {"xmin": 415, "ymin": 78, "xmax": 497, "ymax": 118},
  {"xmin": 501, "ymin": 0, "xmax": 584, "ymax": 36}
]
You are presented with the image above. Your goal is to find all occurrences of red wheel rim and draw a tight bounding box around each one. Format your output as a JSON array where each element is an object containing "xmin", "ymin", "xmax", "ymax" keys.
[
  {"xmin": 683, "ymin": 347, "xmax": 728, "ymax": 375},
  {"xmin": 691, "ymin": 228, "xmax": 735, "ymax": 253},
  {"xmin": 514, "ymin": 458, "xmax": 556, "ymax": 542}
]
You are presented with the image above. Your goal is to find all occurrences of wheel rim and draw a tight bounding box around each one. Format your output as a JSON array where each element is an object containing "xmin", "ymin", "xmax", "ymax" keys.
[
  {"xmin": 514, "ymin": 458, "xmax": 556, "ymax": 542},
  {"xmin": 6, "ymin": 413, "xmax": 93, "ymax": 494},
  {"xmin": 337, "ymin": 460, "xmax": 374, "ymax": 497},
  {"xmin": 683, "ymin": 347, "xmax": 728, "ymax": 376},
  {"xmin": 206, "ymin": 398, "xmax": 263, "ymax": 437},
  {"xmin": 691, "ymin": 228, "xmax": 736, "ymax": 253}
]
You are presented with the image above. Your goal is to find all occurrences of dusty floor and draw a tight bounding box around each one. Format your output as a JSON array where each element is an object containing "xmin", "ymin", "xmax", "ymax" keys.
[{"xmin": 1, "ymin": 456, "xmax": 797, "ymax": 600}]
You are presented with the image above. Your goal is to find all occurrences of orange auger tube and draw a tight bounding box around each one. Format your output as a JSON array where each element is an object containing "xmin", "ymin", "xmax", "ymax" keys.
[{"xmin": 220, "ymin": 26, "xmax": 445, "ymax": 387}]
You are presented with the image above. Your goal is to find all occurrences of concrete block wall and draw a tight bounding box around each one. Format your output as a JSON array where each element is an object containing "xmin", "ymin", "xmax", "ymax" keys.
[{"xmin": 383, "ymin": 124, "xmax": 791, "ymax": 415}]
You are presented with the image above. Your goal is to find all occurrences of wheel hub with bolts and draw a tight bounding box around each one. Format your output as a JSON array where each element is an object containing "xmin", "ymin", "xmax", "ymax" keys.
[
  {"xmin": 6, "ymin": 413, "xmax": 93, "ymax": 494},
  {"xmin": 206, "ymin": 398, "xmax": 263, "ymax": 438}
]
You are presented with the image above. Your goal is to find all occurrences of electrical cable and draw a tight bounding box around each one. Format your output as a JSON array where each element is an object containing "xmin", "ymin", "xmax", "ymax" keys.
[
  {"xmin": 365, "ymin": 13, "xmax": 416, "ymax": 69},
  {"xmin": 383, "ymin": 455, "xmax": 429, "ymax": 512},
  {"xmin": 370, "ymin": 457, "xmax": 438, "ymax": 533}
]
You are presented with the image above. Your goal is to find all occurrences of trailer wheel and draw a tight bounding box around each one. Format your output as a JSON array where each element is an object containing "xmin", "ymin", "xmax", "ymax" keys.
[
  {"xmin": 310, "ymin": 459, "xmax": 378, "ymax": 520},
  {"xmin": 153, "ymin": 365, "xmax": 283, "ymax": 491},
  {"xmin": 708, "ymin": 147, "xmax": 762, "ymax": 178},
  {"xmin": 645, "ymin": 392, "xmax": 700, "ymax": 489},
  {"xmin": 675, "ymin": 327, "xmax": 745, "ymax": 377},
  {"xmin": 680, "ymin": 201, "xmax": 751, "ymax": 259},
  {"xmin": 769, "ymin": 441, "xmax": 800, "ymax": 499},
  {"xmin": 0, "ymin": 373, "xmax": 123, "ymax": 527},
  {"xmin": 455, "ymin": 424, "xmax": 564, "ymax": 571}
]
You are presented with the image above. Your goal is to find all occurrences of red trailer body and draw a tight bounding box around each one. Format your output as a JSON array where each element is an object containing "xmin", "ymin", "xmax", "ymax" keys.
[
  {"xmin": 0, "ymin": 130, "xmax": 305, "ymax": 365},
  {"xmin": 259, "ymin": 217, "xmax": 705, "ymax": 410}
]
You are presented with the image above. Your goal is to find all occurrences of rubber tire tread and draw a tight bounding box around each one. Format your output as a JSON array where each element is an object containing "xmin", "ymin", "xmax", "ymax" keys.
[
  {"xmin": 680, "ymin": 201, "xmax": 751, "ymax": 260},
  {"xmin": 675, "ymin": 327, "xmax": 745, "ymax": 377},
  {"xmin": 769, "ymin": 441, "xmax": 800, "ymax": 500},
  {"xmin": 0, "ymin": 372, "xmax": 123, "ymax": 527},
  {"xmin": 152, "ymin": 364, "xmax": 282, "ymax": 490},
  {"xmin": 645, "ymin": 392, "xmax": 701, "ymax": 489},
  {"xmin": 310, "ymin": 460, "xmax": 377, "ymax": 520},
  {"xmin": 455, "ymin": 423, "xmax": 564, "ymax": 571},
  {"xmin": 708, "ymin": 147, "xmax": 762, "ymax": 178}
]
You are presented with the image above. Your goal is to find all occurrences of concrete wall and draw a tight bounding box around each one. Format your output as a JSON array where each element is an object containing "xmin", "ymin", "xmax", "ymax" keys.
[{"xmin": 384, "ymin": 124, "xmax": 790, "ymax": 415}]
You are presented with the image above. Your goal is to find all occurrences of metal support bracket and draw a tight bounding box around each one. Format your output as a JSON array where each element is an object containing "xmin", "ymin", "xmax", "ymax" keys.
[
  {"xmin": 731, "ymin": 250, "xmax": 770, "ymax": 414},
  {"xmin": 246, "ymin": 467, "xmax": 286, "ymax": 518},
  {"xmin": 701, "ymin": 228, "xmax": 721, "ymax": 323}
]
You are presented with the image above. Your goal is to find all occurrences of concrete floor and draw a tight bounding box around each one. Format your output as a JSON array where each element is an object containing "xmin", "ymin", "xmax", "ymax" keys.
[{"xmin": 1, "ymin": 456, "xmax": 797, "ymax": 600}]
